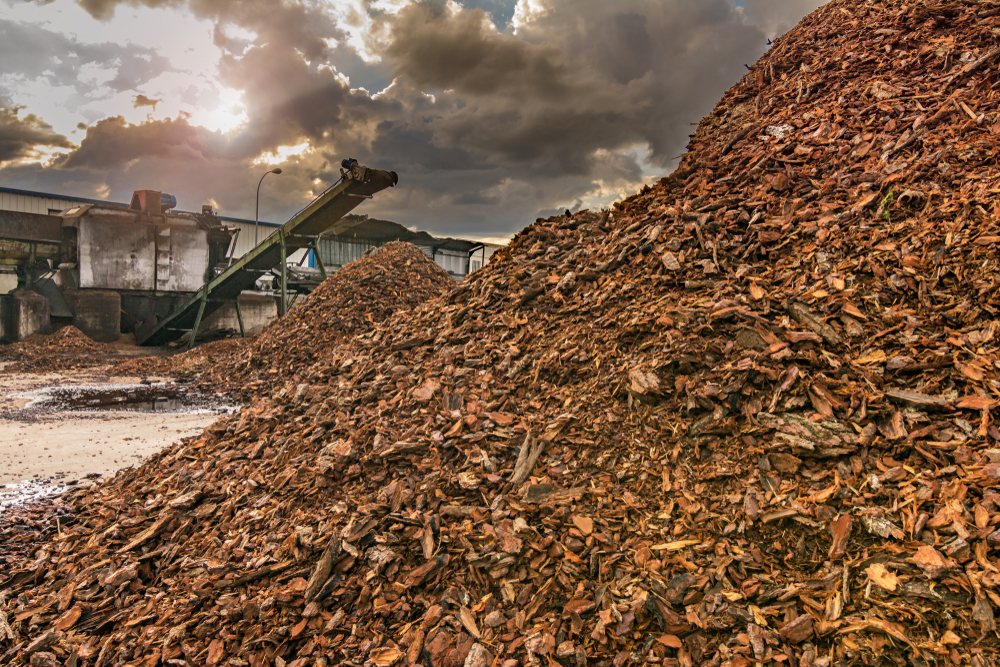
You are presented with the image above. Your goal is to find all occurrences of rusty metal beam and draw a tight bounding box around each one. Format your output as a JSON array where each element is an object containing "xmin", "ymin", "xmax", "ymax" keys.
[{"xmin": 0, "ymin": 210, "xmax": 63, "ymax": 245}]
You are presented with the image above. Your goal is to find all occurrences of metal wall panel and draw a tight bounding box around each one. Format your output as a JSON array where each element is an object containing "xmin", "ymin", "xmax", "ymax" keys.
[
  {"xmin": 317, "ymin": 237, "xmax": 377, "ymax": 268},
  {"xmin": 154, "ymin": 225, "xmax": 210, "ymax": 292},
  {"xmin": 433, "ymin": 249, "xmax": 469, "ymax": 276},
  {"xmin": 0, "ymin": 192, "xmax": 85, "ymax": 215},
  {"xmin": 79, "ymin": 219, "xmax": 156, "ymax": 290},
  {"xmin": 317, "ymin": 238, "xmax": 472, "ymax": 276},
  {"xmin": 226, "ymin": 220, "xmax": 308, "ymax": 265}
]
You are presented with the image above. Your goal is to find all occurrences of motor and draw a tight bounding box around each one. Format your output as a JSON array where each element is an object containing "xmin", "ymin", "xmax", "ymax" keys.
[
  {"xmin": 339, "ymin": 159, "xmax": 398, "ymax": 188},
  {"xmin": 340, "ymin": 158, "xmax": 368, "ymax": 182}
]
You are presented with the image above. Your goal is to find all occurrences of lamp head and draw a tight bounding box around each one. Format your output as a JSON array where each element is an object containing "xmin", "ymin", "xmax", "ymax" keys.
[{"xmin": 271, "ymin": 168, "xmax": 283, "ymax": 175}]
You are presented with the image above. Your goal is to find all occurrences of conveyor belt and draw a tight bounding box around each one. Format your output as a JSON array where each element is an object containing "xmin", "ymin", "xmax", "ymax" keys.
[{"xmin": 136, "ymin": 163, "xmax": 397, "ymax": 346}]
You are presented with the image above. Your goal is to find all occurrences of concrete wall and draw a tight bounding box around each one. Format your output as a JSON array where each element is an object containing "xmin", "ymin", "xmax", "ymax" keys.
[
  {"xmin": 201, "ymin": 292, "xmax": 277, "ymax": 336},
  {"xmin": 0, "ymin": 291, "xmax": 50, "ymax": 342},
  {"xmin": 0, "ymin": 274, "xmax": 16, "ymax": 295},
  {"xmin": 72, "ymin": 291, "xmax": 121, "ymax": 343}
]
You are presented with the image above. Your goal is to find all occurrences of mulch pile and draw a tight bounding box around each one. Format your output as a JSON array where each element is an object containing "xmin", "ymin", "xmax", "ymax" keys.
[
  {"xmin": 4, "ymin": 1, "xmax": 1000, "ymax": 666},
  {"xmin": 113, "ymin": 241, "xmax": 455, "ymax": 400},
  {"xmin": 0, "ymin": 327, "xmax": 109, "ymax": 373},
  {"xmin": 111, "ymin": 339, "xmax": 247, "ymax": 383}
]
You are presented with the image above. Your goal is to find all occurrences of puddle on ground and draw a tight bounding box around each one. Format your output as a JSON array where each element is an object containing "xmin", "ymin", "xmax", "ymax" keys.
[
  {"xmin": 0, "ymin": 475, "xmax": 86, "ymax": 513},
  {"xmin": 6, "ymin": 382, "xmax": 235, "ymax": 418},
  {"xmin": 30, "ymin": 384, "xmax": 192, "ymax": 413}
]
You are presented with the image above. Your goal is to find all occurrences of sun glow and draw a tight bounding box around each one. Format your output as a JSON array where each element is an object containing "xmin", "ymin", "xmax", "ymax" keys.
[
  {"xmin": 194, "ymin": 107, "xmax": 248, "ymax": 133},
  {"xmin": 187, "ymin": 88, "xmax": 248, "ymax": 133},
  {"xmin": 254, "ymin": 142, "xmax": 311, "ymax": 166}
]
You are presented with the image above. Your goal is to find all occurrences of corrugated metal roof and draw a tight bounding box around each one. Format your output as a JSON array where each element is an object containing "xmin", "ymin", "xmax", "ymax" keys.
[
  {"xmin": 0, "ymin": 185, "xmax": 113, "ymax": 207},
  {"xmin": 0, "ymin": 185, "xmax": 285, "ymax": 228}
]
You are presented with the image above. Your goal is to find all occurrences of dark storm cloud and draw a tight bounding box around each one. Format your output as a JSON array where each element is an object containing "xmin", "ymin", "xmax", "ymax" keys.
[
  {"xmin": 4, "ymin": 0, "xmax": 826, "ymax": 239},
  {"xmin": 377, "ymin": 0, "xmax": 774, "ymax": 177},
  {"xmin": 368, "ymin": 121, "xmax": 482, "ymax": 173},
  {"xmin": 216, "ymin": 43, "xmax": 355, "ymax": 153},
  {"xmin": 386, "ymin": 3, "xmax": 574, "ymax": 99},
  {"xmin": 371, "ymin": 0, "xmax": 818, "ymax": 234},
  {"xmin": 0, "ymin": 18, "xmax": 173, "ymax": 93},
  {"xmin": 0, "ymin": 106, "xmax": 74, "ymax": 162},
  {"xmin": 59, "ymin": 114, "xmax": 216, "ymax": 168}
]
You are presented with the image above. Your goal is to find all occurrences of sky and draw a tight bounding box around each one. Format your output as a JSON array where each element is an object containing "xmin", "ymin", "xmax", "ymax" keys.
[{"xmin": 0, "ymin": 0, "xmax": 825, "ymax": 243}]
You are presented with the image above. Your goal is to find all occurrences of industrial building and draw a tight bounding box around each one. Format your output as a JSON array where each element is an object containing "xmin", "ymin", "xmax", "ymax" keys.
[
  {"xmin": 0, "ymin": 186, "xmax": 499, "ymax": 284},
  {"xmin": 0, "ymin": 174, "xmax": 501, "ymax": 344}
]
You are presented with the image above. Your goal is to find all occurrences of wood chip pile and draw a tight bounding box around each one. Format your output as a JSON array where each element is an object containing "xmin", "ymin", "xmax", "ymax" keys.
[
  {"xmin": 113, "ymin": 241, "xmax": 455, "ymax": 399},
  {"xmin": 110, "ymin": 339, "xmax": 247, "ymax": 381},
  {"xmin": 4, "ymin": 1, "xmax": 1000, "ymax": 666},
  {"xmin": 0, "ymin": 327, "xmax": 109, "ymax": 374}
]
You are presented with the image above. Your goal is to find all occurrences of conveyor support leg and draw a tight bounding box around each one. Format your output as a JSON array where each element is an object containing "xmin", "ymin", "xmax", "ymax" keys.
[
  {"xmin": 189, "ymin": 288, "xmax": 208, "ymax": 349},
  {"xmin": 235, "ymin": 298, "xmax": 246, "ymax": 338},
  {"xmin": 314, "ymin": 246, "xmax": 328, "ymax": 281},
  {"xmin": 279, "ymin": 231, "xmax": 287, "ymax": 316}
]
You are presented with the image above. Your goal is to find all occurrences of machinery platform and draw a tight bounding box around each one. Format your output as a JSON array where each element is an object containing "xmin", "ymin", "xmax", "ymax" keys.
[{"xmin": 136, "ymin": 162, "xmax": 397, "ymax": 347}]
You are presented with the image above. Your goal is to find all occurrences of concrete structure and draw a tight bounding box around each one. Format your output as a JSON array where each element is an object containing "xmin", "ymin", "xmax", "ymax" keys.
[
  {"xmin": 0, "ymin": 196, "xmax": 237, "ymax": 341},
  {"xmin": 65, "ymin": 202, "xmax": 229, "ymax": 293},
  {"xmin": 1, "ymin": 290, "xmax": 50, "ymax": 342},
  {"xmin": 71, "ymin": 291, "xmax": 121, "ymax": 343},
  {"xmin": 201, "ymin": 293, "xmax": 277, "ymax": 337}
]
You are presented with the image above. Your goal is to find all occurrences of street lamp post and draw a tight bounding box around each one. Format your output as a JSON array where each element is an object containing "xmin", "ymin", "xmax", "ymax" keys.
[{"xmin": 255, "ymin": 167, "xmax": 282, "ymax": 246}]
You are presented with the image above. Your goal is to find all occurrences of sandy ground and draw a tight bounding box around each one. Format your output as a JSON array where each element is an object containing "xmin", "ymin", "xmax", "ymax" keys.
[
  {"xmin": 0, "ymin": 368, "xmax": 222, "ymax": 488},
  {"xmin": 0, "ymin": 412, "xmax": 217, "ymax": 485}
]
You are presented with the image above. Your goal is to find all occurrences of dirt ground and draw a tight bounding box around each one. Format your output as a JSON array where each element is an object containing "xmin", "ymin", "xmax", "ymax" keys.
[{"xmin": 0, "ymin": 365, "xmax": 226, "ymax": 497}]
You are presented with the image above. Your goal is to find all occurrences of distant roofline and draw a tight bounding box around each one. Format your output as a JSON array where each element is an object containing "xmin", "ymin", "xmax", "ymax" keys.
[
  {"xmin": 0, "ymin": 185, "xmax": 284, "ymax": 228},
  {"xmin": 0, "ymin": 185, "xmax": 505, "ymax": 246},
  {"xmin": 0, "ymin": 185, "xmax": 114, "ymax": 208}
]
